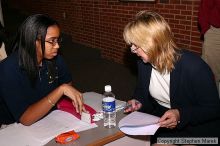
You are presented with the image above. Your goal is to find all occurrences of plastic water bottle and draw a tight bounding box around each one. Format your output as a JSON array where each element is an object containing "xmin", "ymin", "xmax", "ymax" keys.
[{"xmin": 102, "ymin": 85, "xmax": 116, "ymax": 128}]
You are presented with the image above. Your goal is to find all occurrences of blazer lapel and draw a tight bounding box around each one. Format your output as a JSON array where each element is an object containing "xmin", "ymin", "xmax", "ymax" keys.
[{"xmin": 170, "ymin": 62, "xmax": 181, "ymax": 101}]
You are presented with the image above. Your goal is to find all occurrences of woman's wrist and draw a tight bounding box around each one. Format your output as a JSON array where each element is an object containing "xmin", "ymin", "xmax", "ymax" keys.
[
  {"xmin": 46, "ymin": 84, "xmax": 66, "ymax": 107},
  {"xmin": 47, "ymin": 97, "xmax": 55, "ymax": 106},
  {"xmin": 60, "ymin": 83, "xmax": 68, "ymax": 96}
]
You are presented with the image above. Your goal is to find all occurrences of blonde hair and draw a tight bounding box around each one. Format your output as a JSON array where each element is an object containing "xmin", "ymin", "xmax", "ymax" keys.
[{"xmin": 123, "ymin": 11, "xmax": 181, "ymax": 73}]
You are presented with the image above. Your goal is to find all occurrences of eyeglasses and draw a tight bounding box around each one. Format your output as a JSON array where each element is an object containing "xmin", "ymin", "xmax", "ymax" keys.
[
  {"xmin": 130, "ymin": 43, "xmax": 139, "ymax": 53},
  {"xmin": 45, "ymin": 37, "xmax": 62, "ymax": 46}
]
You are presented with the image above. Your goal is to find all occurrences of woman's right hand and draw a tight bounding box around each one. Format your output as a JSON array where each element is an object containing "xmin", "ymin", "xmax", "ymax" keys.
[
  {"xmin": 61, "ymin": 84, "xmax": 86, "ymax": 114},
  {"xmin": 124, "ymin": 99, "xmax": 142, "ymax": 113}
]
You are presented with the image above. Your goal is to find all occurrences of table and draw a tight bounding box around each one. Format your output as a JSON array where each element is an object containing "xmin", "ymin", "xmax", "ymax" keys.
[
  {"xmin": 0, "ymin": 92, "xmax": 149, "ymax": 146},
  {"xmin": 46, "ymin": 92, "xmax": 127, "ymax": 146},
  {"xmin": 46, "ymin": 109, "xmax": 126, "ymax": 146}
]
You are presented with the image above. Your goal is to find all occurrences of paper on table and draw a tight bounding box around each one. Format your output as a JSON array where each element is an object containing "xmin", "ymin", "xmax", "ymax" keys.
[
  {"xmin": 83, "ymin": 92, "xmax": 126, "ymax": 112},
  {"xmin": 0, "ymin": 110, "xmax": 97, "ymax": 146},
  {"xmin": 118, "ymin": 111, "xmax": 160, "ymax": 135},
  {"xmin": 26, "ymin": 110, "xmax": 97, "ymax": 144},
  {"xmin": 0, "ymin": 123, "xmax": 40, "ymax": 146}
]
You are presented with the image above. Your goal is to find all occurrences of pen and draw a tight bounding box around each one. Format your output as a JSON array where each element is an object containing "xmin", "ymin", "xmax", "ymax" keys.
[{"xmin": 124, "ymin": 101, "xmax": 140, "ymax": 110}]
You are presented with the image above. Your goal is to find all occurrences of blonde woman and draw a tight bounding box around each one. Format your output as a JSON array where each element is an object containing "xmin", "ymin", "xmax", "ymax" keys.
[{"xmin": 124, "ymin": 11, "xmax": 220, "ymax": 146}]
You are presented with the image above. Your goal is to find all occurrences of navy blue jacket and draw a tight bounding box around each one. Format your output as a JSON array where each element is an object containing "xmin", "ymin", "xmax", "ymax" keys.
[{"xmin": 134, "ymin": 50, "xmax": 220, "ymax": 136}]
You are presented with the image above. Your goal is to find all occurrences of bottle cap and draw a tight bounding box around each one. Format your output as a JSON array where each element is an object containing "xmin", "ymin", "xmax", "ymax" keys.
[{"xmin": 104, "ymin": 85, "xmax": 112, "ymax": 92}]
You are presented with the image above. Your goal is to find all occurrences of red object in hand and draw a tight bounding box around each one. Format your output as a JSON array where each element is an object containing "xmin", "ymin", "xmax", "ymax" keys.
[
  {"xmin": 57, "ymin": 98, "xmax": 97, "ymax": 123},
  {"xmin": 55, "ymin": 130, "xmax": 80, "ymax": 144}
]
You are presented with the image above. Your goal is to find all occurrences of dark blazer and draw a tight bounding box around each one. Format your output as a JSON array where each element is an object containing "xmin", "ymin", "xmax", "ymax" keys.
[{"xmin": 133, "ymin": 50, "xmax": 220, "ymax": 137}]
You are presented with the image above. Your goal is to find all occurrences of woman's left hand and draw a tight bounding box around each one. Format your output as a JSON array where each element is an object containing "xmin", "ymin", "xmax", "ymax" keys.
[
  {"xmin": 61, "ymin": 84, "xmax": 86, "ymax": 114},
  {"xmin": 159, "ymin": 109, "xmax": 180, "ymax": 129}
]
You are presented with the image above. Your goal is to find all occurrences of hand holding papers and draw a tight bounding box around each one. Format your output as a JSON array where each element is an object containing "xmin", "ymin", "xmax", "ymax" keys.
[{"xmin": 118, "ymin": 111, "xmax": 160, "ymax": 135}]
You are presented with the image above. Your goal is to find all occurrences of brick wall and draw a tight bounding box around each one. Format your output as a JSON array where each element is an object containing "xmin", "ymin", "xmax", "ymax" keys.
[{"xmin": 7, "ymin": 0, "xmax": 202, "ymax": 65}]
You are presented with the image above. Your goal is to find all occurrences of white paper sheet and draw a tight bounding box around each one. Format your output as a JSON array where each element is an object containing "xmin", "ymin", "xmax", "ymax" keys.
[
  {"xmin": 0, "ymin": 110, "xmax": 97, "ymax": 146},
  {"xmin": 83, "ymin": 92, "xmax": 126, "ymax": 112},
  {"xmin": 118, "ymin": 111, "xmax": 160, "ymax": 135},
  {"xmin": 0, "ymin": 123, "xmax": 40, "ymax": 146}
]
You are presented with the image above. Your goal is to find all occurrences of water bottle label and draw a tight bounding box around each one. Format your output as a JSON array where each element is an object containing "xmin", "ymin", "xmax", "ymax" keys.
[{"xmin": 102, "ymin": 97, "xmax": 115, "ymax": 112}]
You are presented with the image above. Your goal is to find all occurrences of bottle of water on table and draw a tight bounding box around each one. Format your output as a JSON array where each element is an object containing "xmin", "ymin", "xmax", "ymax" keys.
[{"xmin": 102, "ymin": 85, "xmax": 116, "ymax": 128}]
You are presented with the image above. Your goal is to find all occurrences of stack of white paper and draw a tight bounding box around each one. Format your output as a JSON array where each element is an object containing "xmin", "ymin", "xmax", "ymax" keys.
[
  {"xmin": 0, "ymin": 110, "xmax": 97, "ymax": 146},
  {"xmin": 118, "ymin": 111, "xmax": 160, "ymax": 135}
]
